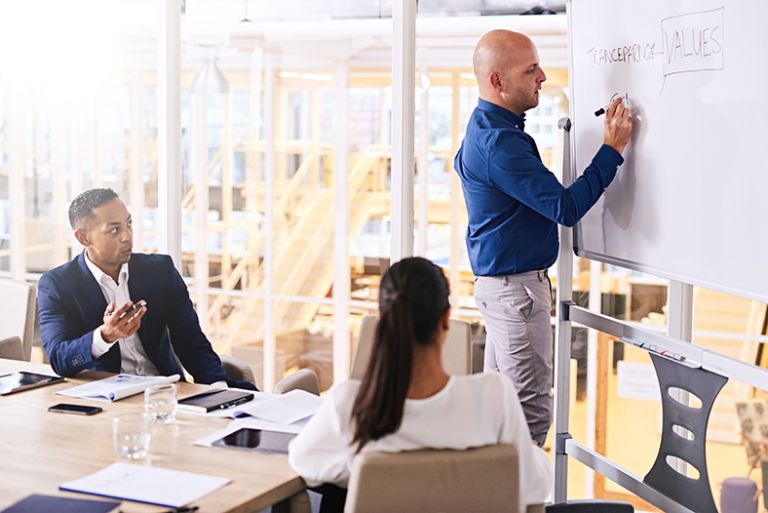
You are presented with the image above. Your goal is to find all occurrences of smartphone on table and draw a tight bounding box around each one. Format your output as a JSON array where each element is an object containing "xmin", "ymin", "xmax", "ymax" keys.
[{"xmin": 48, "ymin": 403, "xmax": 103, "ymax": 415}]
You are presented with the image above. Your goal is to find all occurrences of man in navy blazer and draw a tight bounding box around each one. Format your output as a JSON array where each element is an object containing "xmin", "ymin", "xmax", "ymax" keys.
[{"xmin": 38, "ymin": 188, "xmax": 256, "ymax": 390}]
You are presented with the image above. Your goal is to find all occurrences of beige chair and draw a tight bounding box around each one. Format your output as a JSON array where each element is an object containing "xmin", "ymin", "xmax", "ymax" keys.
[
  {"xmin": 0, "ymin": 336, "xmax": 24, "ymax": 361},
  {"xmin": 351, "ymin": 314, "xmax": 472, "ymax": 379},
  {"xmin": 344, "ymin": 444, "xmax": 536, "ymax": 513},
  {"xmin": 221, "ymin": 355, "xmax": 320, "ymax": 395},
  {"xmin": 273, "ymin": 368, "xmax": 320, "ymax": 395},
  {"xmin": 220, "ymin": 354, "xmax": 257, "ymax": 384},
  {"xmin": 0, "ymin": 279, "xmax": 36, "ymax": 361}
]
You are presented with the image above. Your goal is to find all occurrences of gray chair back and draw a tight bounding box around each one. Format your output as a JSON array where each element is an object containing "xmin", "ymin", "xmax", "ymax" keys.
[
  {"xmin": 273, "ymin": 368, "xmax": 320, "ymax": 395},
  {"xmin": 0, "ymin": 336, "xmax": 24, "ymax": 361},
  {"xmin": 351, "ymin": 314, "xmax": 471, "ymax": 379},
  {"xmin": 345, "ymin": 444, "xmax": 521, "ymax": 513},
  {"xmin": 0, "ymin": 279, "xmax": 35, "ymax": 361},
  {"xmin": 220, "ymin": 355, "xmax": 256, "ymax": 385}
]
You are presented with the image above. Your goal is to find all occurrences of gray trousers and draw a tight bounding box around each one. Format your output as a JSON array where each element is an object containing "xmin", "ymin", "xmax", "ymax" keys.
[{"xmin": 475, "ymin": 270, "xmax": 553, "ymax": 445}]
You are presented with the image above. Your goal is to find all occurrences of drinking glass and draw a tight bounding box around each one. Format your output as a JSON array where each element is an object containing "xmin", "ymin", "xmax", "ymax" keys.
[
  {"xmin": 113, "ymin": 413, "xmax": 151, "ymax": 461},
  {"xmin": 144, "ymin": 383, "xmax": 177, "ymax": 424}
]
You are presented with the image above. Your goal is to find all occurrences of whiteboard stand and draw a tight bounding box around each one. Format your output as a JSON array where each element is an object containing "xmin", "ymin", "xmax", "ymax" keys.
[
  {"xmin": 553, "ymin": 117, "xmax": 768, "ymax": 512},
  {"xmin": 666, "ymin": 279, "xmax": 694, "ymax": 478},
  {"xmin": 554, "ymin": 116, "xmax": 575, "ymax": 503}
]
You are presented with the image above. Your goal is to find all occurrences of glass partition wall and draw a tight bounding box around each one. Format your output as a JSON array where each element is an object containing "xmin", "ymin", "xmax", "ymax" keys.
[
  {"xmin": 0, "ymin": 0, "xmax": 160, "ymax": 277},
  {"xmin": 0, "ymin": 1, "xmax": 572, "ymax": 392}
]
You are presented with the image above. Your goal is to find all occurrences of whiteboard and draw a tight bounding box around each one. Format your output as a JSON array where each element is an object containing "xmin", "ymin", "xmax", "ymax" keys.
[{"xmin": 569, "ymin": 0, "xmax": 768, "ymax": 302}]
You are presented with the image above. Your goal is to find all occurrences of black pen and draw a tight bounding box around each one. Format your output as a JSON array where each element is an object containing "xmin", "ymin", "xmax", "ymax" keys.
[
  {"xmin": 158, "ymin": 506, "xmax": 198, "ymax": 513},
  {"xmin": 120, "ymin": 507, "xmax": 198, "ymax": 513},
  {"xmin": 219, "ymin": 395, "xmax": 253, "ymax": 410}
]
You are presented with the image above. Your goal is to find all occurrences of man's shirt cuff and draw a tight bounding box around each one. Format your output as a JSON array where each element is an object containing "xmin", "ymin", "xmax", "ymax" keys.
[
  {"xmin": 594, "ymin": 144, "xmax": 625, "ymax": 168},
  {"xmin": 91, "ymin": 326, "xmax": 114, "ymax": 358}
]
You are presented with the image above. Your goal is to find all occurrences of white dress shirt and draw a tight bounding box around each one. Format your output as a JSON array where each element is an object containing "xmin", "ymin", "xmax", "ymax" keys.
[
  {"xmin": 85, "ymin": 252, "xmax": 159, "ymax": 376},
  {"xmin": 288, "ymin": 372, "xmax": 552, "ymax": 511}
]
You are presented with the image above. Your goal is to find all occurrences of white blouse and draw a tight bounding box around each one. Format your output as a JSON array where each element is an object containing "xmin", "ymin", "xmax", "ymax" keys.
[{"xmin": 288, "ymin": 372, "xmax": 551, "ymax": 510}]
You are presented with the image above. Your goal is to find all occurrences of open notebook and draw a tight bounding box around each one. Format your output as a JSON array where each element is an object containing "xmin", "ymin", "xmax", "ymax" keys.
[{"xmin": 57, "ymin": 374, "xmax": 179, "ymax": 402}]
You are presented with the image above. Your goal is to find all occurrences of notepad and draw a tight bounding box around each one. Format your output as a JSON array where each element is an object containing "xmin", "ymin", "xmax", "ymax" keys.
[
  {"xmin": 177, "ymin": 389, "xmax": 254, "ymax": 413},
  {"xmin": 57, "ymin": 374, "xmax": 180, "ymax": 402},
  {"xmin": 60, "ymin": 462, "xmax": 231, "ymax": 508},
  {"xmin": 0, "ymin": 494, "xmax": 119, "ymax": 513}
]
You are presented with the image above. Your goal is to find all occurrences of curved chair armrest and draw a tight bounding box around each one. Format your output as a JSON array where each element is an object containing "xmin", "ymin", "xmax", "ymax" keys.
[
  {"xmin": 274, "ymin": 368, "xmax": 320, "ymax": 395},
  {"xmin": 220, "ymin": 355, "xmax": 256, "ymax": 385}
]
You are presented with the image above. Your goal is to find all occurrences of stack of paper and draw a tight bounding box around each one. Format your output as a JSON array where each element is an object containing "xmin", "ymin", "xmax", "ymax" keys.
[
  {"xmin": 194, "ymin": 390, "xmax": 323, "ymax": 448},
  {"xmin": 60, "ymin": 462, "xmax": 230, "ymax": 508},
  {"xmin": 57, "ymin": 374, "xmax": 180, "ymax": 402},
  {"xmin": 238, "ymin": 389, "xmax": 322, "ymax": 423}
]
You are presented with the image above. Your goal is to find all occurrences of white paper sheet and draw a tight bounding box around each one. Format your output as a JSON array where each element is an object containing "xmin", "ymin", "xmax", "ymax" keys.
[
  {"xmin": 225, "ymin": 389, "xmax": 322, "ymax": 424},
  {"xmin": 57, "ymin": 374, "xmax": 180, "ymax": 402},
  {"xmin": 60, "ymin": 462, "xmax": 230, "ymax": 508}
]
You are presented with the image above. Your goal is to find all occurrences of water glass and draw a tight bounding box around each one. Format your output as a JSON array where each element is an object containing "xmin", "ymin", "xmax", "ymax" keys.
[
  {"xmin": 113, "ymin": 413, "xmax": 151, "ymax": 461},
  {"xmin": 144, "ymin": 383, "xmax": 177, "ymax": 424}
]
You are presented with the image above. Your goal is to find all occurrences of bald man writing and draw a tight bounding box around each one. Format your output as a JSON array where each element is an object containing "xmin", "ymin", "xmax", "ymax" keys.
[{"xmin": 454, "ymin": 30, "xmax": 632, "ymax": 445}]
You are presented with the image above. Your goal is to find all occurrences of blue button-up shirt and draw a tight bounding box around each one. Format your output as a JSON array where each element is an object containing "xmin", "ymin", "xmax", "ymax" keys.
[{"xmin": 454, "ymin": 99, "xmax": 624, "ymax": 276}]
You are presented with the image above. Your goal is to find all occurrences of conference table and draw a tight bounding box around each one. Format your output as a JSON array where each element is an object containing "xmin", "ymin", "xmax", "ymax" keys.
[{"xmin": 0, "ymin": 359, "xmax": 306, "ymax": 513}]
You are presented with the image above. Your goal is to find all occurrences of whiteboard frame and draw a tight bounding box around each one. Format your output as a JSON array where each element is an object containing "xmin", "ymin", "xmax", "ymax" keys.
[
  {"xmin": 557, "ymin": 0, "xmax": 768, "ymax": 508},
  {"xmin": 568, "ymin": 0, "xmax": 768, "ymax": 305}
]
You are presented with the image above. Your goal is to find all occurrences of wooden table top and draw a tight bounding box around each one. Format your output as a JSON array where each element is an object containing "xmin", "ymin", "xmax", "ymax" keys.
[{"xmin": 0, "ymin": 359, "xmax": 305, "ymax": 513}]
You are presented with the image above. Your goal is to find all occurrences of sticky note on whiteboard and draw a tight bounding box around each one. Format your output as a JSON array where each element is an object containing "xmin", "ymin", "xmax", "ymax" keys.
[{"xmin": 617, "ymin": 361, "xmax": 661, "ymax": 401}]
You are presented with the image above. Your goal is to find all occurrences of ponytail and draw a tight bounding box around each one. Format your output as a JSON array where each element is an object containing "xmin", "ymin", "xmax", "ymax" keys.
[
  {"xmin": 351, "ymin": 295, "xmax": 416, "ymax": 452},
  {"xmin": 350, "ymin": 257, "xmax": 450, "ymax": 453}
]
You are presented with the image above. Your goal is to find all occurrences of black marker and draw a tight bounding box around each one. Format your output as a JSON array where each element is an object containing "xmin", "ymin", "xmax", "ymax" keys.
[
  {"xmin": 594, "ymin": 104, "xmax": 609, "ymax": 117},
  {"xmin": 595, "ymin": 94, "xmax": 630, "ymax": 117}
]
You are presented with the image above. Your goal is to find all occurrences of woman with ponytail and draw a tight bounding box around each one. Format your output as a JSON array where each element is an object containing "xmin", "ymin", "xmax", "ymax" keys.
[{"xmin": 289, "ymin": 257, "xmax": 550, "ymax": 511}]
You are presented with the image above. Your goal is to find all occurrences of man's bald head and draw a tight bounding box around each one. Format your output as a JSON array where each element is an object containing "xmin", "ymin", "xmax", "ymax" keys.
[{"xmin": 472, "ymin": 30, "xmax": 546, "ymax": 115}]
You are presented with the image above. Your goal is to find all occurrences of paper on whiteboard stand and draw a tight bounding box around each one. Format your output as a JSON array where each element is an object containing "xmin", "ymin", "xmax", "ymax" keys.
[{"xmin": 617, "ymin": 361, "xmax": 660, "ymax": 401}]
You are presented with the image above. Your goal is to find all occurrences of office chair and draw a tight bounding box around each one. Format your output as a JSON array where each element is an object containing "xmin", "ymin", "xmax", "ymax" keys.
[
  {"xmin": 221, "ymin": 355, "xmax": 320, "ymax": 395},
  {"xmin": 273, "ymin": 368, "xmax": 320, "ymax": 395},
  {"xmin": 351, "ymin": 314, "xmax": 472, "ymax": 379},
  {"xmin": 220, "ymin": 354, "xmax": 257, "ymax": 384},
  {"xmin": 0, "ymin": 336, "xmax": 24, "ymax": 361},
  {"xmin": 344, "ymin": 445, "xmax": 526, "ymax": 513},
  {"xmin": 344, "ymin": 445, "xmax": 633, "ymax": 513},
  {"xmin": 1, "ymin": 279, "xmax": 36, "ymax": 361}
]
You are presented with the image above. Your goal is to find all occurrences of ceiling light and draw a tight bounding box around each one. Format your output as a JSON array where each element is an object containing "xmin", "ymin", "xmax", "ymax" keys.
[{"xmin": 191, "ymin": 57, "xmax": 229, "ymax": 94}]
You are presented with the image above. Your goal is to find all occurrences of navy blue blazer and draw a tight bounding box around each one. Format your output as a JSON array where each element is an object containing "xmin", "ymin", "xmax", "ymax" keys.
[{"xmin": 38, "ymin": 252, "xmax": 255, "ymax": 389}]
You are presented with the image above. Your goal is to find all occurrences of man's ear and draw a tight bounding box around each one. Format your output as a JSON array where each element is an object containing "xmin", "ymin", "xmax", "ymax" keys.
[
  {"xmin": 489, "ymin": 72, "xmax": 503, "ymax": 93},
  {"xmin": 74, "ymin": 227, "xmax": 89, "ymax": 247}
]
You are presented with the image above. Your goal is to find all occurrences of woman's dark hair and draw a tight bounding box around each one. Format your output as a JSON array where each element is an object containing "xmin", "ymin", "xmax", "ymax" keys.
[{"xmin": 350, "ymin": 257, "xmax": 450, "ymax": 452}]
